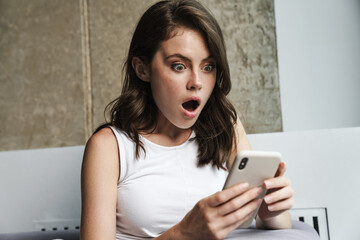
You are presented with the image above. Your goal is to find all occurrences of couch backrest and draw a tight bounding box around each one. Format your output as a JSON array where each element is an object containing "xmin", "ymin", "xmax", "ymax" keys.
[{"xmin": 0, "ymin": 146, "xmax": 84, "ymax": 233}]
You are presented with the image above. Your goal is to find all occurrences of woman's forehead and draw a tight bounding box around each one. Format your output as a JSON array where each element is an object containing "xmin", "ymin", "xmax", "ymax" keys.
[{"xmin": 155, "ymin": 27, "xmax": 211, "ymax": 60}]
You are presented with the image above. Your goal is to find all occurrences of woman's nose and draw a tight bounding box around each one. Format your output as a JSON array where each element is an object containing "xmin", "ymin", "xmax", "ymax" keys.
[{"xmin": 186, "ymin": 72, "xmax": 202, "ymax": 90}]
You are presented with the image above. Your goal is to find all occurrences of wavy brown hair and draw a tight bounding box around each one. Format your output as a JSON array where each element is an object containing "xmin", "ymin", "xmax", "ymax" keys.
[{"xmin": 96, "ymin": 0, "xmax": 237, "ymax": 169}]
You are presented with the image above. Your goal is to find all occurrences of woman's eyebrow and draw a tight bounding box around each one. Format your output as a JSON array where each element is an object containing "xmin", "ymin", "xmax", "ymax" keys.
[
  {"xmin": 165, "ymin": 53, "xmax": 191, "ymax": 63},
  {"xmin": 165, "ymin": 53, "xmax": 214, "ymax": 63},
  {"xmin": 202, "ymin": 55, "xmax": 215, "ymax": 63}
]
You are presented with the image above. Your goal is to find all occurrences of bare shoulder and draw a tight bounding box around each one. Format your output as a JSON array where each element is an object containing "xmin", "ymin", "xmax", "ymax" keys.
[
  {"xmin": 82, "ymin": 127, "xmax": 120, "ymax": 179},
  {"xmin": 234, "ymin": 118, "xmax": 251, "ymax": 149},
  {"xmin": 85, "ymin": 128, "xmax": 118, "ymax": 158},
  {"xmin": 227, "ymin": 118, "xmax": 251, "ymax": 170},
  {"xmin": 86, "ymin": 127, "xmax": 117, "ymax": 150},
  {"xmin": 81, "ymin": 127, "xmax": 119, "ymax": 239}
]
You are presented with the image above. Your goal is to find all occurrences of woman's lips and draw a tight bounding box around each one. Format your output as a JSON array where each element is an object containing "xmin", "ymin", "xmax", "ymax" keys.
[
  {"xmin": 182, "ymin": 97, "xmax": 201, "ymax": 118},
  {"xmin": 182, "ymin": 100, "xmax": 199, "ymax": 111}
]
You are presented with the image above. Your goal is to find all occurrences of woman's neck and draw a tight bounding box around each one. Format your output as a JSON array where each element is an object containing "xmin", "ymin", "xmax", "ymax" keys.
[{"xmin": 140, "ymin": 112, "xmax": 192, "ymax": 147}]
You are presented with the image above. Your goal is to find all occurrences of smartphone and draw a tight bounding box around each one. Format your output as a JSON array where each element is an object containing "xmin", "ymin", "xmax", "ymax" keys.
[{"xmin": 223, "ymin": 150, "xmax": 281, "ymax": 228}]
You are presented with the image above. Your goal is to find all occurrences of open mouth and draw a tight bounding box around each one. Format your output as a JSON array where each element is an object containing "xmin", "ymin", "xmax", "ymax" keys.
[{"xmin": 182, "ymin": 100, "xmax": 200, "ymax": 112}]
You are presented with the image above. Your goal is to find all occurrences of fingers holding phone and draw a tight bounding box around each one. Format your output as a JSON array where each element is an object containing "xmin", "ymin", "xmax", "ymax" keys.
[
  {"xmin": 223, "ymin": 151, "xmax": 281, "ymax": 228},
  {"xmin": 258, "ymin": 161, "xmax": 294, "ymax": 220},
  {"xmin": 179, "ymin": 182, "xmax": 263, "ymax": 239}
]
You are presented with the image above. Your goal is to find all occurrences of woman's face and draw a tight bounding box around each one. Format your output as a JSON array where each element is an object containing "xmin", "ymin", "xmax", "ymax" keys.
[{"xmin": 148, "ymin": 27, "xmax": 216, "ymax": 130}]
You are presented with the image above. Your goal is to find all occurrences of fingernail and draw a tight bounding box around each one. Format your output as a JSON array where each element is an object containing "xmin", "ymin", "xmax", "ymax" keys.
[
  {"xmin": 264, "ymin": 180, "xmax": 271, "ymax": 188},
  {"xmin": 268, "ymin": 205, "xmax": 275, "ymax": 211},
  {"xmin": 264, "ymin": 195, "xmax": 272, "ymax": 204},
  {"xmin": 240, "ymin": 182, "xmax": 249, "ymax": 189}
]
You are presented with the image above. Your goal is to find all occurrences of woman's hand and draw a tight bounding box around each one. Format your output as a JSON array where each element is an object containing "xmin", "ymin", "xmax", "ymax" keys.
[
  {"xmin": 256, "ymin": 161, "xmax": 294, "ymax": 229},
  {"xmin": 175, "ymin": 183, "xmax": 262, "ymax": 240}
]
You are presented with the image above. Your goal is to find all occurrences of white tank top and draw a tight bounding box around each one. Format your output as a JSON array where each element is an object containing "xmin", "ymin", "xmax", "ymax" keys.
[{"xmin": 109, "ymin": 126, "xmax": 228, "ymax": 239}]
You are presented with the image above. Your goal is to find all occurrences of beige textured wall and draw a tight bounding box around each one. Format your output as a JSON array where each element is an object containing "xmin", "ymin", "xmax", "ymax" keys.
[
  {"xmin": 204, "ymin": 0, "xmax": 282, "ymax": 133},
  {"xmin": 0, "ymin": 0, "xmax": 282, "ymax": 151},
  {"xmin": 0, "ymin": 0, "xmax": 84, "ymax": 151}
]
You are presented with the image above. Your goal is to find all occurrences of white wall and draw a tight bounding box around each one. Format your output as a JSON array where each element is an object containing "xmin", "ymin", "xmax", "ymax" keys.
[{"xmin": 275, "ymin": 0, "xmax": 360, "ymax": 131}]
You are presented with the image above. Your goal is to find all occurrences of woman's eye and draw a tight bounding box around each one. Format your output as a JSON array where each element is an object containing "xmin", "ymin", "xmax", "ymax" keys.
[
  {"xmin": 202, "ymin": 64, "xmax": 215, "ymax": 72},
  {"xmin": 171, "ymin": 63, "xmax": 186, "ymax": 71}
]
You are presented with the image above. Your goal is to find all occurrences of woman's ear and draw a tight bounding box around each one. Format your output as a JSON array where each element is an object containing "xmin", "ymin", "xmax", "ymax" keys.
[{"xmin": 132, "ymin": 57, "xmax": 150, "ymax": 82}]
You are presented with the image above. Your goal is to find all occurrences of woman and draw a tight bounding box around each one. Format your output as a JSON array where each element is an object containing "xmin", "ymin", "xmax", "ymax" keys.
[{"xmin": 80, "ymin": 1, "xmax": 294, "ymax": 239}]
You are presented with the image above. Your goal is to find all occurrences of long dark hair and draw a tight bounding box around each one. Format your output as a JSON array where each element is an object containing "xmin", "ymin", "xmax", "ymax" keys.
[{"xmin": 97, "ymin": 0, "xmax": 237, "ymax": 169}]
